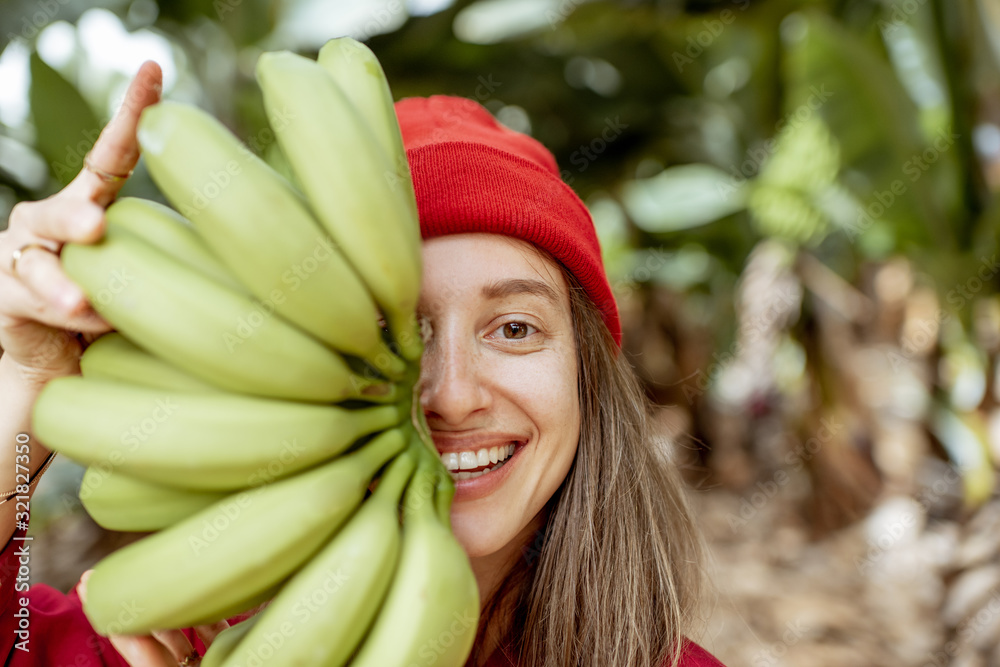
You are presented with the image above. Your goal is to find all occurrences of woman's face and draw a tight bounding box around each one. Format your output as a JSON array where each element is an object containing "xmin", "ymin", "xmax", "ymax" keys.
[{"xmin": 418, "ymin": 234, "xmax": 581, "ymax": 559}]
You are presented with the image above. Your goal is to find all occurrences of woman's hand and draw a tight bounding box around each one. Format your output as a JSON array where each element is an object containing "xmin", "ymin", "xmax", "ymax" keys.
[
  {"xmin": 78, "ymin": 570, "xmax": 231, "ymax": 666},
  {"xmin": 0, "ymin": 61, "xmax": 162, "ymax": 385}
]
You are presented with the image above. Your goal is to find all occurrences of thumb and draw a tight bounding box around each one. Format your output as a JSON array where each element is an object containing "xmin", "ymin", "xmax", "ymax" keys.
[{"xmin": 77, "ymin": 569, "xmax": 94, "ymax": 603}]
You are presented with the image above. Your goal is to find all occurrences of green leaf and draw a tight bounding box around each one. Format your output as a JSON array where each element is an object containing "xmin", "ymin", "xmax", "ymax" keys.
[
  {"xmin": 757, "ymin": 115, "xmax": 840, "ymax": 192},
  {"xmin": 748, "ymin": 184, "xmax": 828, "ymax": 246},
  {"xmin": 28, "ymin": 53, "xmax": 100, "ymax": 186},
  {"xmin": 620, "ymin": 164, "xmax": 748, "ymax": 233},
  {"xmin": 782, "ymin": 11, "xmax": 950, "ymax": 253}
]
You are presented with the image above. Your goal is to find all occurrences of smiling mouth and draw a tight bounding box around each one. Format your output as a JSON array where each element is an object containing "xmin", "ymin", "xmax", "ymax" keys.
[{"xmin": 438, "ymin": 442, "xmax": 518, "ymax": 481}]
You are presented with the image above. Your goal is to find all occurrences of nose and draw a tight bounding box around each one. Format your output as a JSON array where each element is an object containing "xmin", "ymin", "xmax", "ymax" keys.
[{"xmin": 419, "ymin": 326, "xmax": 491, "ymax": 427}]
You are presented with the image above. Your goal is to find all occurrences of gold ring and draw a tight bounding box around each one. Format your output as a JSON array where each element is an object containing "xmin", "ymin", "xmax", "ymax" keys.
[
  {"xmin": 10, "ymin": 243, "xmax": 56, "ymax": 276},
  {"xmin": 179, "ymin": 650, "xmax": 201, "ymax": 666},
  {"xmin": 83, "ymin": 151, "xmax": 133, "ymax": 183}
]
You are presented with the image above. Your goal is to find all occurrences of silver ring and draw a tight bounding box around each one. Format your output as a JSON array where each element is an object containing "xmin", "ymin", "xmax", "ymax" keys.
[
  {"xmin": 84, "ymin": 150, "xmax": 133, "ymax": 183},
  {"xmin": 10, "ymin": 243, "xmax": 57, "ymax": 277}
]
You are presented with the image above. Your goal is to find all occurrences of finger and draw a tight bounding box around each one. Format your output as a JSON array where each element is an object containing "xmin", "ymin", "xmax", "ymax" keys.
[
  {"xmin": 150, "ymin": 629, "xmax": 196, "ymax": 664},
  {"xmin": 67, "ymin": 60, "xmax": 163, "ymax": 206},
  {"xmin": 77, "ymin": 569, "xmax": 93, "ymax": 601},
  {"xmin": 0, "ymin": 271, "xmax": 111, "ymax": 334},
  {"xmin": 79, "ymin": 571, "xmax": 179, "ymax": 666},
  {"xmin": 10, "ymin": 197, "xmax": 106, "ymax": 245},
  {"xmin": 194, "ymin": 620, "xmax": 230, "ymax": 651},
  {"xmin": 80, "ymin": 330, "xmax": 105, "ymax": 349},
  {"xmin": 108, "ymin": 634, "xmax": 180, "ymax": 667},
  {"xmin": 9, "ymin": 247, "xmax": 93, "ymax": 319}
]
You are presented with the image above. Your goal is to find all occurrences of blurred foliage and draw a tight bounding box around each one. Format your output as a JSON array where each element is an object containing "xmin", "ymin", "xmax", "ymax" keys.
[{"xmin": 4, "ymin": 0, "xmax": 1000, "ymax": 539}]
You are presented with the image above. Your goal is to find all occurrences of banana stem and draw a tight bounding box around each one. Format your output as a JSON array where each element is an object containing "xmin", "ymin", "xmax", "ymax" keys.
[
  {"xmin": 434, "ymin": 471, "xmax": 456, "ymax": 529},
  {"xmin": 409, "ymin": 379, "xmax": 437, "ymax": 458},
  {"xmin": 353, "ymin": 376, "xmax": 400, "ymax": 404},
  {"xmin": 390, "ymin": 313, "xmax": 424, "ymax": 363},
  {"xmin": 370, "ymin": 340, "xmax": 409, "ymax": 381},
  {"xmin": 355, "ymin": 428, "xmax": 408, "ymax": 477},
  {"xmin": 393, "ymin": 347, "xmax": 454, "ymax": 529},
  {"xmin": 401, "ymin": 363, "xmax": 456, "ymax": 527},
  {"xmin": 373, "ymin": 448, "xmax": 417, "ymax": 504},
  {"xmin": 396, "ymin": 360, "xmax": 432, "ymax": 454}
]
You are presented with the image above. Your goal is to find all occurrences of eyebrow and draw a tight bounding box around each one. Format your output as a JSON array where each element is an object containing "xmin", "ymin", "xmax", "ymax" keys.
[{"xmin": 480, "ymin": 278, "xmax": 562, "ymax": 308}]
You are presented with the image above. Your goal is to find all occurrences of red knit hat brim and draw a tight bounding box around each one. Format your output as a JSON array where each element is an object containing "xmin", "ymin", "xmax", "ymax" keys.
[{"xmin": 396, "ymin": 96, "xmax": 621, "ymax": 346}]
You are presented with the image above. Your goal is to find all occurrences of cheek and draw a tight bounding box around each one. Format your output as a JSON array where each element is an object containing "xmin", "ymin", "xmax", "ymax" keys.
[
  {"xmin": 453, "ymin": 354, "xmax": 579, "ymax": 558},
  {"xmin": 522, "ymin": 364, "xmax": 579, "ymax": 506},
  {"xmin": 520, "ymin": 353, "xmax": 580, "ymax": 452},
  {"xmin": 493, "ymin": 346, "xmax": 579, "ymax": 430}
]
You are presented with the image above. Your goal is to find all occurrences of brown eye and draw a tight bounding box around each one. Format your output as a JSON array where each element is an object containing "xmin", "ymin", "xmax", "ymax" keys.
[{"xmin": 503, "ymin": 322, "xmax": 529, "ymax": 339}]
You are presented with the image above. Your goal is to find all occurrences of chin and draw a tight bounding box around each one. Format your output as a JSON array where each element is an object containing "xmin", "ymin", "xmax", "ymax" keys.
[
  {"xmin": 451, "ymin": 510, "xmax": 502, "ymax": 559},
  {"xmin": 450, "ymin": 504, "xmax": 517, "ymax": 559}
]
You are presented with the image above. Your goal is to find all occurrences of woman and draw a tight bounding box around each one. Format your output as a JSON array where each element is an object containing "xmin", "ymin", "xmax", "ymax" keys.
[{"xmin": 0, "ymin": 63, "xmax": 725, "ymax": 667}]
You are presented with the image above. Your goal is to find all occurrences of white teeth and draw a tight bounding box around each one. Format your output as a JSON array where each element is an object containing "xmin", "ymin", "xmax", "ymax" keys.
[
  {"xmin": 439, "ymin": 442, "xmax": 521, "ymax": 480},
  {"xmin": 459, "ymin": 451, "xmax": 479, "ymax": 470},
  {"xmin": 450, "ymin": 459, "xmax": 506, "ymax": 481},
  {"xmin": 440, "ymin": 452, "xmax": 459, "ymax": 471}
]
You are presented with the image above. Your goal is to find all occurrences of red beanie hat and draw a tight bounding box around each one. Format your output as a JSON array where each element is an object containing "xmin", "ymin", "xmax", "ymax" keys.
[{"xmin": 394, "ymin": 95, "xmax": 622, "ymax": 347}]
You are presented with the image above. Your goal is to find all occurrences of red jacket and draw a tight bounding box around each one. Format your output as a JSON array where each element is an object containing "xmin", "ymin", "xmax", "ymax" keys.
[
  {"xmin": 0, "ymin": 524, "xmax": 725, "ymax": 666},
  {"xmin": 481, "ymin": 640, "xmax": 726, "ymax": 666}
]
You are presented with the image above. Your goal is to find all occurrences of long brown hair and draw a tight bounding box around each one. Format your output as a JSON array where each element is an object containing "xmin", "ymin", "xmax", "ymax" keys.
[{"xmin": 470, "ymin": 269, "xmax": 708, "ymax": 667}]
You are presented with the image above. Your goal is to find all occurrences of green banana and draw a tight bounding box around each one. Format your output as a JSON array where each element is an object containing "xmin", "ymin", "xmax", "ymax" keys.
[
  {"xmin": 104, "ymin": 197, "xmax": 244, "ymax": 293},
  {"xmin": 186, "ymin": 582, "xmax": 282, "ymax": 629},
  {"xmin": 256, "ymin": 51, "xmax": 424, "ymax": 362},
  {"xmin": 220, "ymin": 448, "xmax": 416, "ymax": 667},
  {"xmin": 63, "ymin": 224, "xmax": 395, "ymax": 403},
  {"xmin": 79, "ymin": 465, "xmax": 225, "ymax": 532},
  {"xmin": 138, "ymin": 102, "xmax": 406, "ymax": 380},
  {"xmin": 81, "ymin": 428, "xmax": 406, "ymax": 634},
  {"xmin": 57, "ymin": 44, "xmax": 478, "ymax": 665},
  {"xmin": 202, "ymin": 616, "xmax": 261, "ymax": 667},
  {"xmin": 33, "ymin": 376, "xmax": 402, "ymax": 491},
  {"xmin": 348, "ymin": 446, "xmax": 480, "ymax": 667},
  {"xmin": 80, "ymin": 333, "xmax": 219, "ymax": 394},
  {"xmin": 316, "ymin": 38, "xmax": 419, "ymax": 230}
]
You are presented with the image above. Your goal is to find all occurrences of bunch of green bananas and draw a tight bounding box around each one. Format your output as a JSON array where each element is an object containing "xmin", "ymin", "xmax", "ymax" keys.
[{"xmin": 31, "ymin": 38, "xmax": 479, "ymax": 667}]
